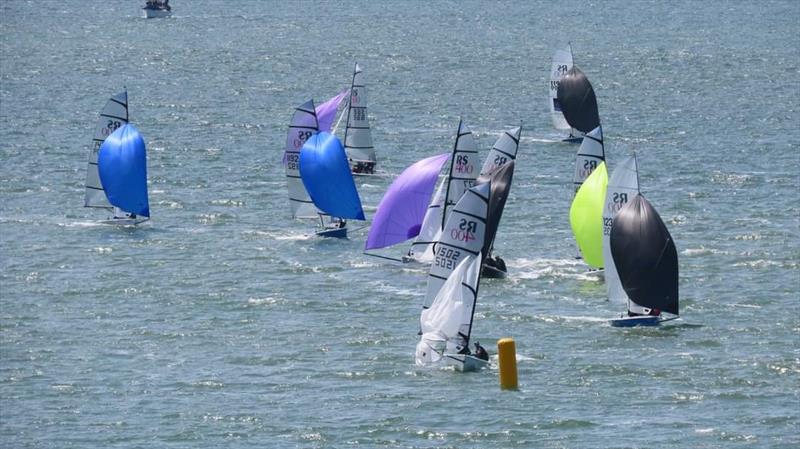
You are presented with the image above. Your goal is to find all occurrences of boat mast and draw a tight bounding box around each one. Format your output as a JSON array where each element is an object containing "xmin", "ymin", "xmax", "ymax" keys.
[
  {"xmin": 440, "ymin": 118, "xmax": 463, "ymax": 231},
  {"xmin": 342, "ymin": 62, "xmax": 357, "ymax": 145},
  {"xmin": 626, "ymin": 151, "xmax": 642, "ymax": 315}
]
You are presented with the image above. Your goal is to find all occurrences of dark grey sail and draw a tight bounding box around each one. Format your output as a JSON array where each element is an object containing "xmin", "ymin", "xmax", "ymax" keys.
[
  {"xmin": 609, "ymin": 194, "xmax": 679, "ymax": 315},
  {"xmin": 555, "ymin": 66, "xmax": 600, "ymax": 134},
  {"xmin": 477, "ymin": 161, "xmax": 515, "ymax": 259}
]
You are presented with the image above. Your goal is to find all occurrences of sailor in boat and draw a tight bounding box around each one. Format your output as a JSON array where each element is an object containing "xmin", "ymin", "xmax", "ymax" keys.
[
  {"xmin": 627, "ymin": 307, "xmax": 661, "ymax": 318},
  {"xmin": 473, "ymin": 342, "xmax": 489, "ymax": 361},
  {"xmin": 350, "ymin": 159, "xmax": 375, "ymax": 175},
  {"xmin": 482, "ymin": 255, "xmax": 506, "ymax": 273},
  {"xmin": 112, "ymin": 207, "xmax": 136, "ymax": 220}
]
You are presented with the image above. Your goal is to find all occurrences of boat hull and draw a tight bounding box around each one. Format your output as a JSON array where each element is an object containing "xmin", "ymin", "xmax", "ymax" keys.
[
  {"xmin": 444, "ymin": 353, "xmax": 489, "ymax": 372},
  {"xmin": 562, "ymin": 135, "xmax": 583, "ymax": 144},
  {"xmin": 350, "ymin": 161, "xmax": 376, "ymax": 176},
  {"xmin": 480, "ymin": 262, "xmax": 507, "ymax": 279},
  {"xmin": 142, "ymin": 9, "xmax": 171, "ymax": 18},
  {"xmin": 99, "ymin": 217, "xmax": 149, "ymax": 226},
  {"xmin": 609, "ymin": 315, "xmax": 661, "ymax": 328},
  {"xmin": 316, "ymin": 226, "xmax": 347, "ymax": 239}
]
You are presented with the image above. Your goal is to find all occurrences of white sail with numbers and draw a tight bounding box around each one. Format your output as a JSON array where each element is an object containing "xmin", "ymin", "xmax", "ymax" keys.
[
  {"xmin": 424, "ymin": 182, "xmax": 489, "ymax": 308},
  {"xmin": 343, "ymin": 62, "xmax": 376, "ymax": 170},
  {"xmin": 549, "ymin": 43, "xmax": 574, "ymax": 131},
  {"xmin": 284, "ymin": 99, "xmax": 320, "ymax": 219},
  {"xmin": 479, "ymin": 126, "xmax": 521, "ymax": 177},
  {"xmin": 85, "ymin": 90, "xmax": 128, "ymax": 208},
  {"xmin": 602, "ymin": 154, "xmax": 640, "ymax": 305}
]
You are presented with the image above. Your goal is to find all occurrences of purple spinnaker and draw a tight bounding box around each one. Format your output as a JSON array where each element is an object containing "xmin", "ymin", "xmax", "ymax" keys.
[
  {"xmin": 365, "ymin": 153, "xmax": 450, "ymax": 250},
  {"xmin": 315, "ymin": 89, "xmax": 349, "ymax": 133}
]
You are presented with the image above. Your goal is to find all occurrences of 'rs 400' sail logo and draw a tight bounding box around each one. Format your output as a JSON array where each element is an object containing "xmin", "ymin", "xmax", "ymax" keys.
[
  {"xmin": 450, "ymin": 218, "xmax": 477, "ymax": 242},
  {"xmin": 607, "ymin": 192, "xmax": 629, "ymax": 213}
]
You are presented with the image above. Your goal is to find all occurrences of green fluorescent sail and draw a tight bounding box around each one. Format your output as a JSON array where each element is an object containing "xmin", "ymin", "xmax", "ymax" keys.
[{"xmin": 569, "ymin": 162, "xmax": 608, "ymax": 268}]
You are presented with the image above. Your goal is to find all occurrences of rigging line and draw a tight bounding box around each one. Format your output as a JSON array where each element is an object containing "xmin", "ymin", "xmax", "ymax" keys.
[{"xmin": 363, "ymin": 252, "xmax": 404, "ymax": 263}]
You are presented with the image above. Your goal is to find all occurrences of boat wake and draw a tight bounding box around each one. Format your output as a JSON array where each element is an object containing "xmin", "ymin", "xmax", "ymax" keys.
[{"xmin": 510, "ymin": 257, "xmax": 604, "ymax": 282}]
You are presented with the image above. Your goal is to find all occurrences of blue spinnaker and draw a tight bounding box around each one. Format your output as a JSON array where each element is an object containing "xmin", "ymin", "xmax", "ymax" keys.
[
  {"xmin": 299, "ymin": 132, "xmax": 365, "ymax": 220},
  {"xmin": 98, "ymin": 124, "xmax": 150, "ymax": 217}
]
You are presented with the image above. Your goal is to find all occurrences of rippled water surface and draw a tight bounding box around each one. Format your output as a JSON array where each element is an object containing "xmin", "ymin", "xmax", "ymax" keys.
[{"xmin": 1, "ymin": 1, "xmax": 798, "ymax": 447}]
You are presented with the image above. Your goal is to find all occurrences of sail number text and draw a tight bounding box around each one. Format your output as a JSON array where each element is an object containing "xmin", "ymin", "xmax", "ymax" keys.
[
  {"xmin": 434, "ymin": 247, "xmax": 462, "ymax": 270},
  {"xmin": 285, "ymin": 153, "xmax": 300, "ymax": 170},
  {"xmin": 450, "ymin": 218, "xmax": 477, "ymax": 243},
  {"xmin": 292, "ymin": 130, "xmax": 313, "ymax": 150},
  {"xmin": 454, "ymin": 154, "xmax": 474, "ymax": 174},
  {"xmin": 101, "ymin": 119, "xmax": 123, "ymax": 137}
]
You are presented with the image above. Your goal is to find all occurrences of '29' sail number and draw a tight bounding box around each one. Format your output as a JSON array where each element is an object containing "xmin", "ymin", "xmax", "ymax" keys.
[{"xmin": 434, "ymin": 247, "xmax": 462, "ymax": 270}]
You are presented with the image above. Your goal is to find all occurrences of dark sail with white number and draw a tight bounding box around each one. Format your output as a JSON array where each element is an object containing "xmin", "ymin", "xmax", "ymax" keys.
[{"xmin": 609, "ymin": 194, "xmax": 679, "ymax": 315}]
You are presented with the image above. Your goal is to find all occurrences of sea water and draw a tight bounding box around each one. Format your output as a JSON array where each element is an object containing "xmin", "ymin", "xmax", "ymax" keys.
[{"xmin": 1, "ymin": 1, "xmax": 798, "ymax": 447}]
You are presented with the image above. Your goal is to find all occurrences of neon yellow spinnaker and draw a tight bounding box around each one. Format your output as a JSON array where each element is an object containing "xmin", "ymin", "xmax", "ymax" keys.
[{"xmin": 569, "ymin": 162, "xmax": 608, "ymax": 268}]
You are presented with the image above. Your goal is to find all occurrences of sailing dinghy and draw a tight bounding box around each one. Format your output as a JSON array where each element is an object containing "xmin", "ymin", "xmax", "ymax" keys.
[
  {"xmin": 364, "ymin": 153, "xmax": 450, "ymax": 258},
  {"xmin": 417, "ymin": 184, "xmax": 490, "ymax": 372},
  {"xmin": 556, "ymin": 66, "xmax": 601, "ymax": 138},
  {"xmin": 284, "ymin": 93, "xmax": 350, "ymax": 235},
  {"xmin": 96, "ymin": 124, "xmax": 151, "ymax": 225},
  {"xmin": 84, "ymin": 90, "xmax": 148, "ymax": 225},
  {"xmin": 407, "ymin": 119, "xmax": 480, "ymax": 262},
  {"xmin": 549, "ymin": 44, "xmax": 582, "ymax": 143},
  {"xmin": 478, "ymin": 126, "xmax": 521, "ymax": 278},
  {"xmin": 605, "ymin": 156, "xmax": 679, "ymax": 327},
  {"xmin": 416, "ymin": 253, "xmax": 488, "ymax": 372},
  {"xmin": 299, "ymin": 132, "xmax": 365, "ymax": 238}
]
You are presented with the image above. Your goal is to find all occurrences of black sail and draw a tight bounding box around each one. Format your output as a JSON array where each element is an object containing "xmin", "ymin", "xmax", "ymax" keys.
[
  {"xmin": 609, "ymin": 194, "xmax": 679, "ymax": 315},
  {"xmin": 477, "ymin": 161, "xmax": 515, "ymax": 259},
  {"xmin": 555, "ymin": 66, "xmax": 600, "ymax": 133}
]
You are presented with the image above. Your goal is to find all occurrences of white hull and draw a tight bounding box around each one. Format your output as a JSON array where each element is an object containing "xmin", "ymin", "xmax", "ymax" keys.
[
  {"xmin": 142, "ymin": 9, "xmax": 171, "ymax": 18},
  {"xmin": 444, "ymin": 353, "xmax": 489, "ymax": 372}
]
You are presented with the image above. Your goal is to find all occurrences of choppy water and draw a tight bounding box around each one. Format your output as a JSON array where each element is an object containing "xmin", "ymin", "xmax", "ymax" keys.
[{"xmin": 1, "ymin": 1, "xmax": 798, "ymax": 447}]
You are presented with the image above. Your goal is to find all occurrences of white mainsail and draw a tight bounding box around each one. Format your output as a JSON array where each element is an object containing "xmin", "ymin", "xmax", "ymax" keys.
[
  {"xmin": 343, "ymin": 63, "xmax": 376, "ymax": 166},
  {"xmin": 479, "ymin": 126, "xmax": 521, "ymax": 177},
  {"xmin": 408, "ymin": 120, "xmax": 479, "ymax": 262},
  {"xmin": 285, "ymin": 100, "xmax": 320, "ymax": 219},
  {"xmin": 85, "ymin": 90, "xmax": 128, "ymax": 208},
  {"xmin": 442, "ymin": 120, "xmax": 480, "ymax": 228},
  {"xmin": 549, "ymin": 43, "xmax": 574, "ymax": 131},
  {"xmin": 572, "ymin": 125, "xmax": 605, "ymax": 191},
  {"xmin": 602, "ymin": 154, "xmax": 640, "ymax": 306},
  {"xmin": 416, "ymin": 253, "xmax": 482, "ymax": 365},
  {"xmin": 424, "ymin": 182, "xmax": 489, "ymax": 307}
]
